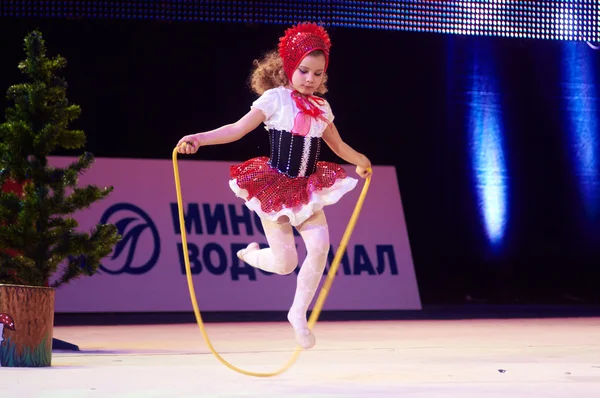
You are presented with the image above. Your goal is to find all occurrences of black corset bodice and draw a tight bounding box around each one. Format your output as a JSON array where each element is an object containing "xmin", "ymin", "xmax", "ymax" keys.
[{"xmin": 267, "ymin": 129, "xmax": 322, "ymax": 178}]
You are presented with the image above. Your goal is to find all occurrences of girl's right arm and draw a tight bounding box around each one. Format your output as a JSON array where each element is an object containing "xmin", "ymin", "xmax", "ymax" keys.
[{"xmin": 177, "ymin": 108, "xmax": 266, "ymax": 154}]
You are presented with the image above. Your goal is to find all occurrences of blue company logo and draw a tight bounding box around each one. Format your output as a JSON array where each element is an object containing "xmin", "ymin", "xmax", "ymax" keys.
[{"xmin": 99, "ymin": 203, "xmax": 160, "ymax": 275}]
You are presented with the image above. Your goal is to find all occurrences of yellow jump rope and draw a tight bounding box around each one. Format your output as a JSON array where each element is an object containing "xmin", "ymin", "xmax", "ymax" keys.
[{"xmin": 172, "ymin": 144, "xmax": 372, "ymax": 377}]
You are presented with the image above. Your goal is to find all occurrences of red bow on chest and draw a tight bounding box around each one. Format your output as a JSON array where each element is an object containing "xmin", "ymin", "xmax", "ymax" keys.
[{"xmin": 290, "ymin": 91, "xmax": 330, "ymax": 137}]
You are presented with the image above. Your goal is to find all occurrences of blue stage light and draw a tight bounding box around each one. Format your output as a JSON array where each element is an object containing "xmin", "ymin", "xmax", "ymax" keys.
[
  {"xmin": 563, "ymin": 42, "xmax": 600, "ymax": 218},
  {"xmin": 468, "ymin": 47, "xmax": 509, "ymax": 250}
]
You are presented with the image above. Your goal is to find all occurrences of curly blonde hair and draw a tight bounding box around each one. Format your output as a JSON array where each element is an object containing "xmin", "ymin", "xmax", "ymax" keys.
[{"xmin": 249, "ymin": 49, "xmax": 328, "ymax": 96}]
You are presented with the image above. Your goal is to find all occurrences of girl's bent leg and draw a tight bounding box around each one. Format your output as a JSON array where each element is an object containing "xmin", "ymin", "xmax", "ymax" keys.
[{"xmin": 237, "ymin": 217, "xmax": 298, "ymax": 275}]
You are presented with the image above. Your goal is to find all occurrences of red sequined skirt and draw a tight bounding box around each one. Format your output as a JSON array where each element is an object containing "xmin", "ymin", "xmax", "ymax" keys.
[{"xmin": 229, "ymin": 156, "xmax": 358, "ymax": 226}]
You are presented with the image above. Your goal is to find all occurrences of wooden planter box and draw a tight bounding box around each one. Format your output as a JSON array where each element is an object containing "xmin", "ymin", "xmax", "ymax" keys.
[{"xmin": 0, "ymin": 284, "xmax": 55, "ymax": 367}]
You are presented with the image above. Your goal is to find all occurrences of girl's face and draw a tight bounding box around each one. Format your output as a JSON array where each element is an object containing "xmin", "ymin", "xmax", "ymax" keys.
[{"xmin": 290, "ymin": 53, "xmax": 326, "ymax": 95}]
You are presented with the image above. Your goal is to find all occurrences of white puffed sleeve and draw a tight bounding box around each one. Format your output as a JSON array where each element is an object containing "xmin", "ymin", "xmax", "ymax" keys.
[
  {"xmin": 251, "ymin": 88, "xmax": 281, "ymax": 121},
  {"xmin": 321, "ymin": 99, "xmax": 335, "ymax": 123}
]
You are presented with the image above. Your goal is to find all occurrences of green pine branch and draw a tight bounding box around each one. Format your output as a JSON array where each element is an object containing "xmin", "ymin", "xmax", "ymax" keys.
[{"xmin": 0, "ymin": 30, "xmax": 121, "ymax": 288}]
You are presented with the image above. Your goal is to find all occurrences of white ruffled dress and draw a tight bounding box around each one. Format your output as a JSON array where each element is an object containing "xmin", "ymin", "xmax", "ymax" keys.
[{"xmin": 228, "ymin": 86, "xmax": 357, "ymax": 226}]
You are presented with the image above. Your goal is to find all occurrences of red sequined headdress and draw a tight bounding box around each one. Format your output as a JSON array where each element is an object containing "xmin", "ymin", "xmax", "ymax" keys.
[{"xmin": 278, "ymin": 22, "xmax": 332, "ymax": 81}]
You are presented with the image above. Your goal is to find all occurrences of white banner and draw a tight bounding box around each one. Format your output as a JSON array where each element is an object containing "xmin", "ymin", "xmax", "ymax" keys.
[{"xmin": 49, "ymin": 156, "xmax": 421, "ymax": 312}]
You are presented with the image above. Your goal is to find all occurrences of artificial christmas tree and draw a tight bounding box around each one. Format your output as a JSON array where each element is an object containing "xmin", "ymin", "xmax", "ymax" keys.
[{"xmin": 0, "ymin": 30, "xmax": 120, "ymax": 367}]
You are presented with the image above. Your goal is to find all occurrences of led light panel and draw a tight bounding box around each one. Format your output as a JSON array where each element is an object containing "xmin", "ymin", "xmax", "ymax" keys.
[{"xmin": 0, "ymin": 1, "xmax": 597, "ymax": 41}]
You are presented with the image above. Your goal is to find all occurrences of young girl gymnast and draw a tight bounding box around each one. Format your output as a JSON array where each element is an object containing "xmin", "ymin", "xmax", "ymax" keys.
[{"xmin": 177, "ymin": 22, "xmax": 372, "ymax": 349}]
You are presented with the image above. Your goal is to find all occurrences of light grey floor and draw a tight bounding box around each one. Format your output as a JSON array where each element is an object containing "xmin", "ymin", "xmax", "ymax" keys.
[{"xmin": 1, "ymin": 318, "xmax": 599, "ymax": 397}]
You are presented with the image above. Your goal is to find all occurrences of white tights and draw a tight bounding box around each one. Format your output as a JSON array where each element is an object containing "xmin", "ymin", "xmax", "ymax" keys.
[{"xmin": 237, "ymin": 211, "xmax": 330, "ymax": 349}]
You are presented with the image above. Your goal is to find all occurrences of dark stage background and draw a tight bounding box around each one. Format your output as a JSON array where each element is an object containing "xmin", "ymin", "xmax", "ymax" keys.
[{"xmin": 1, "ymin": 2, "xmax": 600, "ymax": 309}]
